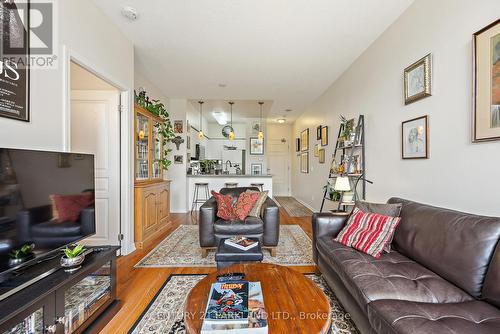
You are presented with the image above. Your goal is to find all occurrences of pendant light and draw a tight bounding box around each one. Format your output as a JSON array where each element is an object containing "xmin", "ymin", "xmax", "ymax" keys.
[
  {"xmin": 198, "ymin": 101, "xmax": 204, "ymax": 139},
  {"xmin": 258, "ymin": 101, "xmax": 264, "ymax": 140},
  {"xmin": 228, "ymin": 101, "xmax": 235, "ymax": 140}
]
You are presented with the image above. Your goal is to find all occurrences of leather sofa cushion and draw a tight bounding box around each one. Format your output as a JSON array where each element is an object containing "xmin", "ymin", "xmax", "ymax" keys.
[
  {"xmin": 213, "ymin": 217, "xmax": 264, "ymax": 235},
  {"xmin": 316, "ymin": 236, "xmax": 473, "ymax": 311},
  {"xmin": 31, "ymin": 221, "xmax": 82, "ymax": 237},
  {"xmin": 388, "ymin": 198, "xmax": 500, "ymax": 298},
  {"xmin": 368, "ymin": 300, "xmax": 500, "ymax": 334},
  {"xmin": 482, "ymin": 243, "xmax": 500, "ymax": 308}
]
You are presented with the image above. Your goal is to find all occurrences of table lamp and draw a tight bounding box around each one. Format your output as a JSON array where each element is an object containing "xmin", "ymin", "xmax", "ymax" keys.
[{"xmin": 334, "ymin": 176, "xmax": 351, "ymax": 192}]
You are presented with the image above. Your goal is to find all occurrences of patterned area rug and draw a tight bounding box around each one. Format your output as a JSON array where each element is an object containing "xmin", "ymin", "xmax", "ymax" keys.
[
  {"xmin": 274, "ymin": 196, "xmax": 314, "ymax": 217},
  {"xmin": 135, "ymin": 225, "xmax": 314, "ymax": 267},
  {"xmin": 129, "ymin": 274, "xmax": 359, "ymax": 334}
]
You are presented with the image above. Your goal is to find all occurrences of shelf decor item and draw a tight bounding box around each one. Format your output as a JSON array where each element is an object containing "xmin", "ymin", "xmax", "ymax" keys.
[
  {"xmin": 404, "ymin": 53, "xmax": 432, "ymax": 105},
  {"xmin": 8, "ymin": 244, "xmax": 35, "ymax": 267},
  {"xmin": 250, "ymin": 137, "xmax": 264, "ymax": 155},
  {"xmin": 300, "ymin": 128, "xmax": 309, "ymax": 151},
  {"xmin": 61, "ymin": 244, "xmax": 86, "ymax": 273},
  {"xmin": 402, "ymin": 115, "xmax": 429, "ymax": 159},
  {"xmin": 473, "ymin": 19, "xmax": 500, "ymax": 142}
]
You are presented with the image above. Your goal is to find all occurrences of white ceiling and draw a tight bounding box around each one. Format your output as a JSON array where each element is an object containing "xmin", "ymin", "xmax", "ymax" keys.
[{"xmin": 93, "ymin": 0, "xmax": 413, "ymax": 121}]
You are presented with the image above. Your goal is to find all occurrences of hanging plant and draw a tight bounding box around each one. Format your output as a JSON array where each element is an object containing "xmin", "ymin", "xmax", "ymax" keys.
[{"xmin": 135, "ymin": 90, "xmax": 176, "ymax": 170}]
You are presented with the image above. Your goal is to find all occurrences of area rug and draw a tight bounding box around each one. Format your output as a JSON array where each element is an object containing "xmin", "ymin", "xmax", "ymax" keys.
[
  {"xmin": 135, "ymin": 225, "xmax": 313, "ymax": 268},
  {"xmin": 274, "ymin": 196, "xmax": 314, "ymax": 217},
  {"xmin": 129, "ymin": 274, "xmax": 359, "ymax": 334}
]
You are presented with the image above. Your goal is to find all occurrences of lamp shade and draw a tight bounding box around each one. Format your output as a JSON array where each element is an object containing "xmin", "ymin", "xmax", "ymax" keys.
[{"xmin": 334, "ymin": 176, "xmax": 351, "ymax": 192}]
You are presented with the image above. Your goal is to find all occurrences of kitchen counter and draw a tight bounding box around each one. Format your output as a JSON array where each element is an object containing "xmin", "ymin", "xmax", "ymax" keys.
[
  {"xmin": 187, "ymin": 174, "xmax": 273, "ymax": 210},
  {"xmin": 187, "ymin": 174, "xmax": 273, "ymax": 178}
]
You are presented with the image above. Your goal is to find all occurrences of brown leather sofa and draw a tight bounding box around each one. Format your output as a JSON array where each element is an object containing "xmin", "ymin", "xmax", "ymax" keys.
[
  {"xmin": 312, "ymin": 198, "xmax": 500, "ymax": 334},
  {"xmin": 199, "ymin": 187, "xmax": 279, "ymax": 257}
]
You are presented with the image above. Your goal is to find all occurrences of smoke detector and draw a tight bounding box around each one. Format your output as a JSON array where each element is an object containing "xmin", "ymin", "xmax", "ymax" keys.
[{"xmin": 121, "ymin": 6, "xmax": 138, "ymax": 21}]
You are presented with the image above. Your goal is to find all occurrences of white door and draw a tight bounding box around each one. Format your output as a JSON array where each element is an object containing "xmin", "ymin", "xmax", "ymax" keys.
[
  {"xmin": 71, "ymin": 90, "xmax": 121, "ymax": 246},
  {"xmin": 267, "ymin": 139, "xmax": 290, "ymax": 196}
]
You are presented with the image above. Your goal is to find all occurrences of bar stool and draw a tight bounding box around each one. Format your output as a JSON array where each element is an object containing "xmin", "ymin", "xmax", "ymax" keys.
[
  {"xmin": 250, "ymin": 183, "xmax": 264, "ymax": 191},
  {"xmin": 191, "ymin": 183, "xmax": 210, "ymax": 214},
  {"xmin": 224, "ymin": 182, "xmax": 238, "ymax": 188}
]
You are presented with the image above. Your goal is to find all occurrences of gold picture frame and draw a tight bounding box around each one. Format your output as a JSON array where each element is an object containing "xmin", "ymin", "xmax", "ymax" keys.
[
  {"xmin": 300, "ymin": 152, "xmax": 309, "ymax": 173},
  {"xmin": 321, "ymin": 126, "xmax": 329, "ymax": 146},
  {"xmin": 404, "ymin": 54, "xmax": 432, "ymax": 105},
  {"xmin": 319, "ymin": 149, "xmax": 325, "ymax": 163},
  {"xmin": 300, "ymin": 129, "xmax": 309, "ymax": 152},
  {"xmin": 473, "ymin": 19, "xmax": 500, "ymax": 142}
]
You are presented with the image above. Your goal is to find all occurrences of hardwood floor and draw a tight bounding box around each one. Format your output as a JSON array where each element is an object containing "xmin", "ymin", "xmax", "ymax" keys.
[{"xmin": 99, "ymin": 209, "xmax": 315, "ymax": 334}]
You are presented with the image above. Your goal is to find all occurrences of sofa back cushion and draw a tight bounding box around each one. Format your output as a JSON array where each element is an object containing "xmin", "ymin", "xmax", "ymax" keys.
[
  {"xmin": 388, "ymin": 198, "xmax": 500, "ymax": 298},
  {"xmin": 482, "ymin": 243, "xmax": 500, "ymax": 307}
]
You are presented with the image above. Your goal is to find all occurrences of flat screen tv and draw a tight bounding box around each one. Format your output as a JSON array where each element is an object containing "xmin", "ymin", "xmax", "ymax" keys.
[{"xmin": 0, "ymin": 148, "xmax": 95, "ymax": 276}]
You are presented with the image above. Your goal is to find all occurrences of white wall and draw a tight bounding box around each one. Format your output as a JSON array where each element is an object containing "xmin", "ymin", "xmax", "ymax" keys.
[{"xmin": 292, "ymin": 0, "xmax": 500, "ymax": 216}]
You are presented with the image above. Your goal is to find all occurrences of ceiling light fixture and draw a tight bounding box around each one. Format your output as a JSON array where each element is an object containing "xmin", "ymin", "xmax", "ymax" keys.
[
  {"xmin": 277, "ymin": 119, "xmax": 286, "ymax": 124},
  {"xmin": 258, "ymin": 102, "xmax": 264, "ymax": 140},
  {"xmin": 121, "ymin": 6, "xmax": 138, "ymax": 21},
  {"xmin": 228, "ymin": 101, "xmax": 235, "ymax": 140},
  {"xmin": 212, "ymin": 110, "xmax": 227, "ymax": 125},
  {"xmin": 198, "ymin": 101, "xmax": 204, "ymax": 139}
]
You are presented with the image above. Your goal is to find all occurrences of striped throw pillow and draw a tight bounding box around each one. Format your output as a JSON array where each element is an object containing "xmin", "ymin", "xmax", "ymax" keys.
[{"xmin": 334, "ymin": 207, "xmax": 401, "ymax": 258}]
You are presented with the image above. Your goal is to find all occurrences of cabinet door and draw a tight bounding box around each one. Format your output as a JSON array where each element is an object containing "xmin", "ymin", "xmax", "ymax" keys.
[
  {"xmin": 0, "ymin": 294, "xmax": 56, "ymax": 334},
  {"xmin": 135, "ymin": 112, "xmax": 150, "ymax": 182},
  {"xmin": 157, "ymin": 186, "xmax": 170, "ymax": 223},
  {"xmin": 151, "ymin": 120, "xmax": 163, "ymax": 180},
  {"xmin": 143, "ymin": 189, "xmax": 158, "ymax": 236}
]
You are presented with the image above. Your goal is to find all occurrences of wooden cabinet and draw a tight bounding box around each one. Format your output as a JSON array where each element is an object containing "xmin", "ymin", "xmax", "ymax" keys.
[{"xmin": 134, "ymin": 181, "xmax": 171, "ymax": 249}]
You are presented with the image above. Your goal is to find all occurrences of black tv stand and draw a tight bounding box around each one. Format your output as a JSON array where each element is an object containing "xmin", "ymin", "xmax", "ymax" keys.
[{"xmin": 0, "ymin": 246, "xmax": 120, "ymax": 333}]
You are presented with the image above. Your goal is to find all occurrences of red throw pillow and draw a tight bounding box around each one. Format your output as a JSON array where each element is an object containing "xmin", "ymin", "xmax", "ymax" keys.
[
  {"xmin": 334, "ymin": 207, "xmax": 401, "ymax": 258},
  {"xmin": 50, "ymin": 193, "xmax": 94, "ymax": 223},
  {"xmin": 211, "ymin": 191, "xmax": 236, "ymax": 220},
  {"xmin": 233, "ymin": 192, "xmax": 260, "ymax": 220}
]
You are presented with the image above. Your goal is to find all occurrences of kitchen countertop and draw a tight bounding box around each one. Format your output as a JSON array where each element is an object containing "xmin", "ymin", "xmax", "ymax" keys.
[{"xmin": 187, "ymin": 174, "xmax": 273, "ymax": 178}]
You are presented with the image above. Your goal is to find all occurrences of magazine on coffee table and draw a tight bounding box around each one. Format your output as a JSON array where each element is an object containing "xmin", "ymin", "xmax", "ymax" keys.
[
  {"xmin": 224, "ymin": 237, "xmax": 259, "ymax": 251},
  {"xmin": 201, "ymin": 282, "xmax": 268, "ymax": 334}
]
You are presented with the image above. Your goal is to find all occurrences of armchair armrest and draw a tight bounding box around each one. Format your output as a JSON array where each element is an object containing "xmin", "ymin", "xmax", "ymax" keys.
[
  {"xmin": 80, "ymin": 208, "xmax": 95, "ymax": 236},
  {"xmin": 16, "ymin": 205, "xmax": 53, "ymax": 244},
  {"xmin": 261, "ymin": 197, "xmax": 279, "ymax": 247},
  {"xmin": 199, "ymin": 197, "xmax": 217, "ymax": 247},
  {"xmin": 312, "ymin": 213, "xmax": 349, "ymax": 263}
]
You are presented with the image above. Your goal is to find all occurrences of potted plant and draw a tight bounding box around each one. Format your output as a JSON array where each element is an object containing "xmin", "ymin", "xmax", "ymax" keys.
[
  {"xmin": 9, "ymin": 244, "xmax": 35, "ymax": 267},
  {"xmin": 323, "ymin": 183, "xmax": 341, "ymax": 201},
  {"xmin": 339, "ymin": 115, "xmax": 354, "ymax": 146},
  {"xmin": 60, "ymin": 244, "xmax": 86, "ymax": 273}
]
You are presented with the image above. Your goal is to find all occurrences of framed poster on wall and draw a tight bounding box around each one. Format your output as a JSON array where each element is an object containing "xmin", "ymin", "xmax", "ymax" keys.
[{"xmin": 0, "ymin": 0, "xmax": 30, "ymax": 122}]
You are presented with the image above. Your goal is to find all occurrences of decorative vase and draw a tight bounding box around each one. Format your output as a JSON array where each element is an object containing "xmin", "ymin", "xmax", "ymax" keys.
[
  {"xmin": 8, "ymin": 253, "xmax": 34, "ymax": 267},
  {"xmin": 60, "ymin": 254, "xmax": 85, "ymax": 273}
]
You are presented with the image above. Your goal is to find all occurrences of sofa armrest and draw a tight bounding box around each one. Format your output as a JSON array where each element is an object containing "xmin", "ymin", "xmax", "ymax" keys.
[
  {"xmin": 261, "ymin": 197, "xmax": 279, "ymax": 247},
  {"xmin": 312, "ymin": 213, "xmax": 349, "ymax": 263},
  {"xmin": 199, "ymin": 197, "xmax": 217, "ymax": 247},
  {"xmin": 16, "ymin": 205, "xmax": 52, "ymax": 244},
  {"xmin": 80, "ymin": 208, "xmax": 95, "ymax": 236}
]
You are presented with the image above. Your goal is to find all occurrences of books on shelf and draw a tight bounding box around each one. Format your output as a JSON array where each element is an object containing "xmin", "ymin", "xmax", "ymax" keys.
[
  {"xmin": 224, "ymin": 237, "xmax": 259, "ymax": 251},
  {"xmin": 201, "ymin": 281, "xmax": 268, "ymax": 334}
]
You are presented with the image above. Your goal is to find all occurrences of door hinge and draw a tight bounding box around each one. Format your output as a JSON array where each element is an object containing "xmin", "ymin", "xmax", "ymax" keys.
[{"xmin": 118, "ymin": 233, "xmax": 124, "ymax": 241}]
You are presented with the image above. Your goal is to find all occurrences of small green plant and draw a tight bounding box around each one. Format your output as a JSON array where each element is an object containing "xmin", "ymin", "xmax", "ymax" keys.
[
  {"xmin": 10, "ymin": 244, "xmax": 34, "ymax": 259},
  {"xmin": 323, "ymin": 184, "xmax": 341, "ymax": 201},
  {"xmin": 63, "ymin": 244, "xmax": 85, "ymax": 259},
  {"xmin": 340, "ymin": 115, "xmax": 354, "ymax": 141}
]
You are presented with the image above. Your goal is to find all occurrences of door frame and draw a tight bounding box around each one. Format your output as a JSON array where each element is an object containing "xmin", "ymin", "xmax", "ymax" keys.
[{"xmin": 61, "ymin": 46, "xmax": 135, "ymax": 255}]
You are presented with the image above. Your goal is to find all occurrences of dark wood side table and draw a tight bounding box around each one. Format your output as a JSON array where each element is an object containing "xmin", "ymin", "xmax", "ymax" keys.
[{"xmin": 184, "ymin": 263, "xmax": 332, "ymax": 334}]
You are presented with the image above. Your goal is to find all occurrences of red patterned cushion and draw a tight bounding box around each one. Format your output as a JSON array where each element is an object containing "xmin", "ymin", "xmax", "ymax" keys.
[
  {"xmin": 211, "ymin": 191, "xmax": 236, "ymax": 220},
  {"xmin": 50, "ymin": 193, "xmax": 94, "ymax": 223},
  {"xmin": 233, "ymin": 192, "xmax": 260, "ymax": 220},
  {"xmin": 334, "ymin": 207, "xmax": 401, "ymax": 258}
]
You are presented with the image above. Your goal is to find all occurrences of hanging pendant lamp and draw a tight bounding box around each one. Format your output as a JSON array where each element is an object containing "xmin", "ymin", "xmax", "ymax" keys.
[
  {"xmin": 258, "ymin": 101, "xmax": 264, "ymax": 140},
  {"xmin": 228, "ymin": 101, "xmax": 235, "ymax": 140},
  {"xmin": 198, "ymin": 101, "xmax": 204, "ymax": 139}
]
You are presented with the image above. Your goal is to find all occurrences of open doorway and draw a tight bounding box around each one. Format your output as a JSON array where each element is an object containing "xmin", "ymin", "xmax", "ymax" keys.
[{"xmin": 69, "ymin": 61, "xmax": 121, "ymax": 247}]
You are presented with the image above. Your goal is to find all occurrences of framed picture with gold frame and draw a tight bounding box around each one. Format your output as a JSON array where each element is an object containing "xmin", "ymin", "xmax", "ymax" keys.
[
  {"xmin": 300, "ymin": 152, "xmax": 309, "ymax": 173},
  {"xmin": 473, "ymin": 19, "xmax": 500, "ymax": 142},
  {"xmin": 314, "ymin": 144, "xmax": 320, "ymax": 157},
  {"xmin": 300, "ymin": 129, "xmax": 309, "ymax": 152},
  {"xmin": 319, "ymin": 149, "xmax": 326, "ymax": 163},
  {"xmin": 404, "ymin": 54, "xmax": 432, "ymax": 105},
  {"xmin": 321, "ymin": 126, "xmax": 329, "ymax": 146}
]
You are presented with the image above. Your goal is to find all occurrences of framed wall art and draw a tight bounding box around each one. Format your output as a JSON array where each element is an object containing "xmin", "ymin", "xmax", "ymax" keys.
[
  {"xmin": 314, "ymin": 144, "xmax": 320, "ymax": 157},
  {"xmin": 473, "ymin": 19, "xmax": 500, "ymax": 142},
  {"xmin": 404, "ymin": 53, "xmax": 432, "ymax": 105},
  {"xmin": 316, "ymin": 126, "xmax": 322, "ymax": 140},
  {"xmin": 300, "ymin": 152, "xmax": 309, "ymax": 173},
  {"xmin": 402, "ymin": 115, "xmax": 429, "ymax": 159},
  {"xmin": 321, "ymin": 126, "xmax": 329, "ymax": 146},
  {"xmin": 250, "ymin": 137, "xmax": 264, "ymax": 155},
  {"xmin": 319, "ymin": 149, "xmax": 326, "ymax": 163},
  {"xmin": 295, "ymin": 138, "xmax": 301, "ymax": 152},
  {"xmin": 174, "ymin": 120, "xmax": 183, "ymax": 133},
  {"xmin": 300, "ymin": 129, "xmax": 309, "ymax": 151},
  {"xmin": 251, "ymin": 163, "xmax": 263, "ymax": 175}
]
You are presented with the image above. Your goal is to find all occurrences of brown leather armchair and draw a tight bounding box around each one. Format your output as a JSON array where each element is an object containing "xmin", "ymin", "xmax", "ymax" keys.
[{"xmin": 199, "ymin": 187, "xmax": 279, "ymax": 257}]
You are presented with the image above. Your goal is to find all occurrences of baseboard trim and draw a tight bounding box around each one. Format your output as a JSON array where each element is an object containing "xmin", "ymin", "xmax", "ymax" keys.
[{"xmin": 294, "ymin": 197, "xmax": 316, "ymax": 213}]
